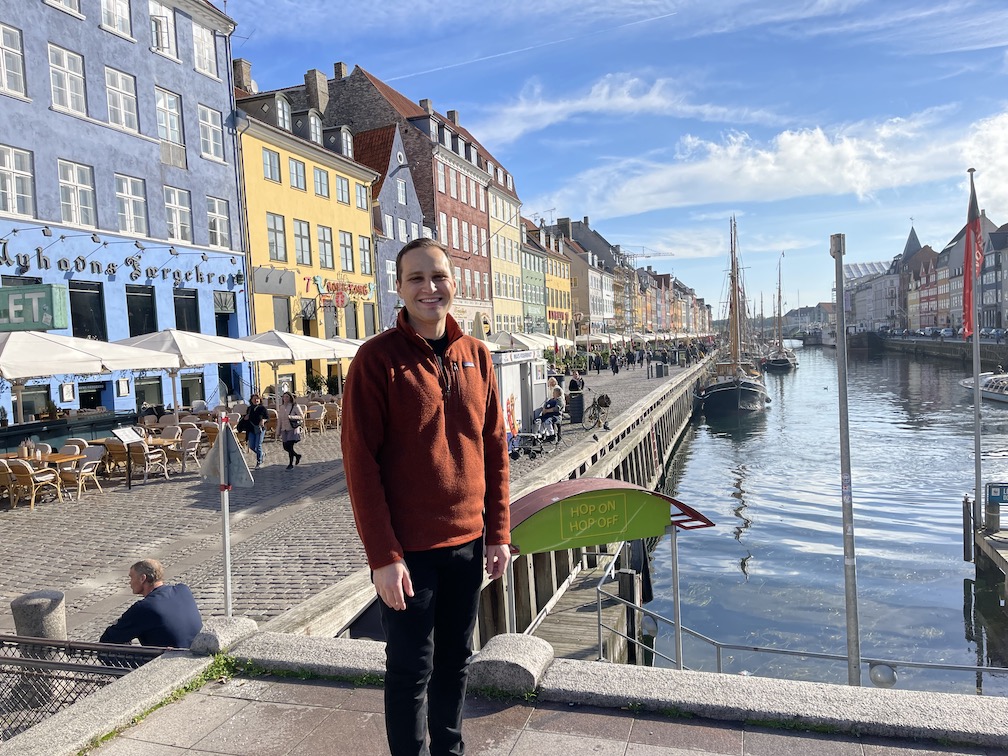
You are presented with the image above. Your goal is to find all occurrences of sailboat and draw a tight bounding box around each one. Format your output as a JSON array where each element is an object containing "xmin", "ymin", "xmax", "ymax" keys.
[
  {"xmin": 763, "ymin": 254, "xmax": 798, "ymax": 372},
  {"xmin": 695, "ymin": 218, "xmax": 769, "ymax": 416}
]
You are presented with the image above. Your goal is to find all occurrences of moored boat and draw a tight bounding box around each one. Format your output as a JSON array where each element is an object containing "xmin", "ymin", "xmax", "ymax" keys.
[
  {"xmin": 959, "ymin": 372, "xmax": 1008, "ymax": 403},
  {"xmin": 763, "ymin": 259, "xmax": 797, "ymax": 372}
]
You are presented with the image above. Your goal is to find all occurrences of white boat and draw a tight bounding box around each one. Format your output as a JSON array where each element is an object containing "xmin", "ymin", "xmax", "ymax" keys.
[{"xmin": 959, "ymin": 372, "xmax": 1008, "ymax": 403}]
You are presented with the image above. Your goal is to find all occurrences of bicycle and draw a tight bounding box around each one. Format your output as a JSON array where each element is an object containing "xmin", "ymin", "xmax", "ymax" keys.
[{"xmin": 581, "ymin": 390, "xmax": 611, "ymax": 430}]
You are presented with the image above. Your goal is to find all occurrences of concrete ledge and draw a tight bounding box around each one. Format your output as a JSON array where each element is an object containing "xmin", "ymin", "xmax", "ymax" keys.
[
  {"xmin": 1, "ymin": 650, "xmax": 212, "ymax": 756},
  {"xmin": 232, "ymin": 631, "xmax": 385, "ymax": 679},
  {"xmin": 261, "ymin": 568, "xmax": 375, "ymax": 637},
  {"xmin": 538, "ymin": 658, "xmax": 1008, "ymax": 748},
  {"xmin": 190, "ymin": 616, "xmax": 258, "ymax": 656},
  {"xmin": 469, "ymin": 634, "xmax": 553, "ymax": 694}
]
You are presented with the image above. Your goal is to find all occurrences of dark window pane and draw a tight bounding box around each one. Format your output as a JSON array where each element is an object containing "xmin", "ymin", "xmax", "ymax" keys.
[
  {"xmin": 173, "ymin": 288, "xmax": 199, "ymax": 332},
  {"xmin": 343, "ymin": 303, "xmax": 358, "ymax": 339},
  {"xmin": 126, "ymin": 285, "xmax": 157, "ymax": 336},
  {"xmin": 272, "ymin": 296, "xmax": 290, "ymax": 332},
  {"xmin": 363, "ymin": 303, "xmax": 376, "ymax": 337},
  {"xmin": 69, "ymin": 281, "xmax": 107, "ymax": 341}
]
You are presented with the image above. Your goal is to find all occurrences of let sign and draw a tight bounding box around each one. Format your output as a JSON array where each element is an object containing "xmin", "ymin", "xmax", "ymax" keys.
[{"xmin": 0, "ymin": 284, "xmax": 69, "ymax": 332}]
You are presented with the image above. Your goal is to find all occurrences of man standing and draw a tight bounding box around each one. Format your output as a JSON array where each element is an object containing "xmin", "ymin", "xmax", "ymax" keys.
[
  {"xmin": 342, "ymin": 238, "xmax": 511, "ymax": 756},
  {"xmin": 100, "ymin": 559, "xmax": 202, "ymax": 648}
]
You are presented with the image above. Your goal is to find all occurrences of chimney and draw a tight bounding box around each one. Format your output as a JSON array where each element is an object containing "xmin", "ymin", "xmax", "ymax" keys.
[
  {"xmin": 557, "ymin": 217, "xmax": 572, "ymax": 239},
  {"xmin": 583, "ymin": 216, "xmax": 590, "ymax": 227},
  {"xmin": 419, "ymin": 98, "xmax": 434, "ymax": 114},
  {"xmin": 304, "ymin": 69, "xmax": 328, "ymax": 113},
  {"xmin": 333, "ymin": 61, "xmax": 348, "ymax": 80},
  {"xmin": 233, "ymin": 58, "xmax": 253, "ymax": 92},
  {"xmin": 447, "ymin": 109, "xmax": 459, "ymax": 125}
]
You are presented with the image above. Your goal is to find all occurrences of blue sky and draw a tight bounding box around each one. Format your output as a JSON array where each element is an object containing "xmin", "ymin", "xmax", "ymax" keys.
[{"xmin": 217, "ymin": 0, "xmax": 1008, "ymax": 316}]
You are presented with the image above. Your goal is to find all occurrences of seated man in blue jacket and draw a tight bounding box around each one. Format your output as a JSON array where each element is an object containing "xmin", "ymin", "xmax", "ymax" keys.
[{"xmin": 100, "ymin": 559, "xmax": 202, "ymax": 648}]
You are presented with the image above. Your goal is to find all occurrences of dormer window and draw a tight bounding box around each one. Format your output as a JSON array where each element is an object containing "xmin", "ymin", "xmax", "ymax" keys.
[
  {"xmin": 309, "ymin": 113, "xmax": 322, "ymax": 144},
  {"xmin": 276, "ymin": 96, "xmax": 291, "ymax": 130},
  {"xmin": 340, "ymin": 127, "xmax": 353, "ymax": 158},
  {"xmin": 442, "ymin": 127, "xmax": 452, "ymax": 148},
  {"xmin": 469, "ymin": 145, "xmax": 478, "ymax": 165}
]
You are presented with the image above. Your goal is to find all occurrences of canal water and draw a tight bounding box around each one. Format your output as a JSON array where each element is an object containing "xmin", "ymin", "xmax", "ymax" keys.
[{"xmin": 653, "ymin": 342, "xmax": 1008, "ymax": 694}]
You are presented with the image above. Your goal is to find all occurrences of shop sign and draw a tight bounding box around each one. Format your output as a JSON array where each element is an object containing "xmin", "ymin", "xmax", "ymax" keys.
[
  {"xmin": 0, "ymin": 284, "xmax": 69, "ymax": 332},
  {"xmin": 306, "ymin": 274, "xmax": 375, "ymax": 302}
]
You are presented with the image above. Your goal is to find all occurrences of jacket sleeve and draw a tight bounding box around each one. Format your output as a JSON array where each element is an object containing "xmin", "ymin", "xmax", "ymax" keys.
[
  {"xmin": 480, "ymin": 347, "xmax": 511, "ymax": 546},
  {"xmin": 99, "ymin": 601, "xmax": 149, "ymax": 645},
  {"xmin": 341, "ymin": 346, "xmax": 404, "ymax": 569}
]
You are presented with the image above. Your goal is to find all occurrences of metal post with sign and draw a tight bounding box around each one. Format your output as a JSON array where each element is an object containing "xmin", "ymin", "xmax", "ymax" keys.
[{"xmin": 985, "ymin": 483, "xmax": 1006, "ymax": 533}]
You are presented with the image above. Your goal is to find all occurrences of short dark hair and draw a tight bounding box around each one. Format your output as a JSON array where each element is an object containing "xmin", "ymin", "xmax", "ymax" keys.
[{"xmin": 395, "ymin": 238, "xmax": 453, "ymax": 283}]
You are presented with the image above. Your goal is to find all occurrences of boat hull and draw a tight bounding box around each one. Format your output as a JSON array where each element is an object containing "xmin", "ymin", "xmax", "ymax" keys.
[{"xmin": 698, "ymin": 377, "xmax": 768, "ymax": 415}]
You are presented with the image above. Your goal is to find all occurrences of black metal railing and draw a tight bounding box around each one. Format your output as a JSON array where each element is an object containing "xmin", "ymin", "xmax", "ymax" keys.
[{"xmin": 0, "ymin": 634, "xmax": 167, "ymax": 741}]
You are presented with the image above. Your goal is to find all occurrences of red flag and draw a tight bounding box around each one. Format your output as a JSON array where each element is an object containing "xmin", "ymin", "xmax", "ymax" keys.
[
  {"xmin": 553, "ymin": 335, "xmax": 559, "ymax": 355},
  {"xmin": 963, "ymin": 171, "xmax": 984, "ymax": 338}
]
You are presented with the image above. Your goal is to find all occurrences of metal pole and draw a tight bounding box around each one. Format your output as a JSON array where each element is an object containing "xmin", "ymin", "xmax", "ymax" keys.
[
  {"xmin": 219, "ymin": 416, "xmax": 233, "ymax": 617},
  {"xmin": 667, "ymin": 524, "xmax": 683, "ymax": 670},
  {"xmin": 830, "ymin": 233, "xmax": 862, "ymax": 686},
  {"xmin": 505, "ymin": 557, "xmax": 517, "ymax": 633},
  {"xmin": 963, "ymin": 494, "xmax": 974, "ymax": 562},
  {"xmin": 972, "ymin": 209, "xmax": 984, "ymax": 532}
]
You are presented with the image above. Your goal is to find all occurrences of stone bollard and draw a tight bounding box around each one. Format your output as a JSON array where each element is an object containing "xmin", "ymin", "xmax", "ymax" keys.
[{"xmin": 10, "ymin": 590, "xmax": 67, "ymax": 710}]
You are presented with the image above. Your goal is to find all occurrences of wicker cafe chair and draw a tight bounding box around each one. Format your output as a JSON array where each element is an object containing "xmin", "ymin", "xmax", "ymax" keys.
[
  {"xmin": 7, "ymin": 459, "xmax": 62, "ymax": 509},
  {"xmin": 324, "ymin": 401, "xmax": 341, "ymax": 430},
  {"xmin": 59, "ymin": 445, "xmax": 106, "ymax": 501},
  {"xmin": 304, "ymin": 404, "xmax": 327, "ymax": 435},
  {"xmin": 128, "ymin": 441, "xmax": 169, "ymax": 483},
  {"xmin": 102, "ymin": 439, "xmax": 129, "ymax": 476},
  {"xmin": 167, "ymin": 427, "xmax": 202, "ymax": 472},
  {"xmin": 0, "ymin": 460, "xmax": 19, "ymax": 508}
]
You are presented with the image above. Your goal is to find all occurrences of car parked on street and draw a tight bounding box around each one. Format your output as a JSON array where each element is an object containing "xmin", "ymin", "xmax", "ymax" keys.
[{"xmin": 940, "ymin": 328, "xmax": 956, "ymax": 338}]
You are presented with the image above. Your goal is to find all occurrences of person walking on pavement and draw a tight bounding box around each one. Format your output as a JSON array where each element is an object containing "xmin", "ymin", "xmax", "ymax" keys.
[
  {"xmin": 243, "ymin": 393, "xmax": 269, "ymax": 469},
  {"xmin": 277, "ymin": 391, "xmax": 303, "ymax": 469},
  {"xmin": 342, "ymin": 238, "xmax": 511, "ymax": 756}
]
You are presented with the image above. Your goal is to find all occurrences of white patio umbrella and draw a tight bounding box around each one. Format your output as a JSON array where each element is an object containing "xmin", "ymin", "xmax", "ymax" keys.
[
  {"xmin": 489, "ymin": 331, "xmax": 549, "ymax": 351},
  {"xmin": 240, "ymin": 330, "xmax": 362, "ymax": 392},
  {"xmin": 0, "ymin": 331, "xmax": 180, "ymax": 424},
  {"xmin": 115, "ymin": 329, "xmax": 289, "ymax": 409}
]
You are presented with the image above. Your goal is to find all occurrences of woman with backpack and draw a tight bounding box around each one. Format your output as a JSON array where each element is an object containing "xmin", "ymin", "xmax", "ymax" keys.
[{"xmin": 277, "ymin": 391, "xmax": 304, "ymax": 469}]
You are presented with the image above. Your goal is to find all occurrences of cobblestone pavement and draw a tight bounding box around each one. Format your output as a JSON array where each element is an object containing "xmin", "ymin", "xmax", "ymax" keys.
[{"xmin": 0, "ymin": 360, "xmax": 689, "ymax": 641}]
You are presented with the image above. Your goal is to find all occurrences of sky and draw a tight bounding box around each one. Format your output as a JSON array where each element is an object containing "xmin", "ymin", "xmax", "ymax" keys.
[{"xmin": 215, "ymin": 0, "xmax": 1008, "ymax": 317}]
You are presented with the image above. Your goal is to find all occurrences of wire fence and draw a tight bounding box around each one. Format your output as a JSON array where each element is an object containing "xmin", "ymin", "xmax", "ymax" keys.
[{"xmin": 0, "ymin": 634, "xmax": 166, "ymax": 741}]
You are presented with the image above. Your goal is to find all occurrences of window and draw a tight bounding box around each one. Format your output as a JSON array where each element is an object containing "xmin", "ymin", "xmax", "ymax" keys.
[
  {"xmin": 397, "ymin": 178, "xmax": 407, "ymax": 205},
  {"xmin": 58, "ymin": 159, "xmax": 95, "ymax": 227},
  {"xmin": 461, "ymin": 223, "xmax": 469, "ymax": 253},
  {"xmin": 114, "ymin": 173, "xmax": 146, "ymax": 234},
  {"xmin": 335, "ymin": 176, "xmax": 350, "ymax": 204},
  {"xmin": 289, "ymin": 158, "xmax": 306, "ymax": 191},
  {"xmin": 192, "ymin": 23, "xmax": 217, "ymax": 77},
  {"xmin": 126, "ymin": 285, "xmax": 156, "ymax": 336},
  {"xmin": 383, "ymin": 214, "xmax": 393, "ymax": 238},
  {"xmin": 356, "ymin": 183, "xmax": 368, "ymax": 210},
  {"xmin": 0, "ymin": 24, "xmax": 26, "ymax": 97},
  {"xmin": 49, "ymin": 0, "xmax": 81, "ymax": 13},
  {"xmin": 339, "ymin": 231, "xmax": 353, "ymax": 272},
  {"xmin": 276, "ymin": 96, "xmax": 291, "ymax": 130},
  {"xmin": 155, "ymin": 88, "xmax": 183, "ymax": 144},
  {"xmin": 198, "ymin": 105, "xmax": 224, "ymax": 159},
  {"xmin": 363, "ymin": 302, "xmax": 376, "ymax": 337},
  {"xmin": 385, "ymin": 259, "xmax": 396, "ymax": 293},
  {"xmin": 267, "ymin": 212, "xmax": 286, "ymax": 261},
  {"xmin": 483, "ymin": 271, "xmax": 489, "ymax": 301},
  {"xmin": 309, "ymin": 113, "xmax": 322, "ymax": 144},
  {"xmin": 272, "ymin": 295, "xmax": 290, "ymax": 332},
  {"xmin": 49, "ymin": 44, "xmax": 86, "ymax": 115},
  {"xmin": 480, "ymin": 227, "xmax": 487, "ymax": 257},
  {"xmin": 359, "ymin": 235, "xmax": 372, "ymax": 275},
  {"xmin": 0, "ymin": 144, "xmax": 34, "ymax": 217},
  {"xmin": 148, "ymin": 1, "xmax": 176, "ymax": 57},
  {"xmin": 101, "ymin": 0, "xmax": 131, "ymax": 36},
  {"xmin": 478, "ymin": 185, "xmax": 485, "ymax": 212},
  {"xmin": 207, "ymin": 196, "xmax": 230, "ymax": 248},
  {"xmin": 340, "ymin": 129, "xmax": 353, "ymax": 158},
  {"xmin": 262, "ymin": 148, "xmax": 280, "ymax": 181},
  {"xmin": 314, "ymin": 167, "xmax": 329, "ymax": 197},
  {"xmin": 459, "ymin": 175, "xmax": 467, "ymax": 204},
  {"xmin": 469, "ymin": 178, "xmax": 477, "ymax": 208},
  {"xmin": 449, "ymin": 169, "xmax": 457, "ymax": 198},
  {"xmin": 451, "ymin": 217, "xmax": 459, "ymax": 249},
  {"xmin": 69, "ymin": 281, "xmax": 106, "ymax": 340},
  {"xmin": 411, "ymin": 222, "xmax": 419, "ymax": 241},
  {"xmin": 105, "ymin": 68, "xmax": 138, "ymax": 131},
  {"xmin": 163, "ymin": 185, "xmax": 192, "ymax": 241},
  {"xmin": 318, "ymin": 225, "xmax": 333, "ymax": 268},
  {"xmin": 397, "ymin": 218, "xmax": 408, "ymax": 243},
  {"xmin": 439, "ymin": 212, "xmax": 447, "ymax": 244},
  {"xmin": 464, "ymin": 268, "xmax": 472, "ymax": 299},
  {"xmin": 436, "ymin": 162, "xmax": 445, "ymax": 193},
  {"xmin": 174, "ymin": 288, "xmax": 199, "ymax": 332},
  {"xmin": 294, "ymin": 219, "xmax": 311, "ymax": 264}
]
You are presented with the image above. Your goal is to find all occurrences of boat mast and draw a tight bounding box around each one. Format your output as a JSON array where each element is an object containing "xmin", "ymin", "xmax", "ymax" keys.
[
  {"xmin": 730, "ymin": 217, "xmax": 740, "ymax": 366},
  {"xmin": 777, "ymin": 253, "xmax": 783, "ymax": 347}
]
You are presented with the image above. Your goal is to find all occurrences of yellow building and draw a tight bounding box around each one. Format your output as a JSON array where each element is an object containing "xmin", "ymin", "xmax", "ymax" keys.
[
  {"xmin": 489, "ymin": 183, "xmax": 524, "ymax": 333},
  {"xmin": 535, "ymin": 228, "xmax": 573, "ymax": 340},
  {"xmin": 237, "ymin": 105, "xmax": 378, "ymax": 394}
]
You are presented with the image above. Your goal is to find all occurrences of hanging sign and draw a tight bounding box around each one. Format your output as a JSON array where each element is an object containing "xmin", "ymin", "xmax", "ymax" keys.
[{"xmin": 0, "ymin": 284, "xmax": 69, "ymax": 332}]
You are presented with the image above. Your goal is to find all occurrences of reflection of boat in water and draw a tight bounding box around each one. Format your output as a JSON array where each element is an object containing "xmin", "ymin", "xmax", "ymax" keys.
[
  {"xmin": 959, "ymin": 372, "xmax": 1008, "ymax": 403},
  {"xmin": 696, "ymin": 218, "xmax": 768, "ymax": 417}
]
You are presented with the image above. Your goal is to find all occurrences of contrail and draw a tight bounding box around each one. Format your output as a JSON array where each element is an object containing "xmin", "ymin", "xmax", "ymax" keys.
[{"xmin": 386, "ymin": 12, "xmax": 678, "ymax": 82}]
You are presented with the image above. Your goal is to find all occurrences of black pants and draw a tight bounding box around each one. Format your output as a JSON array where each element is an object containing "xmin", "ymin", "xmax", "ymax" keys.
[
  {"xmin": 281, "ymin": 439, "xmax": 299, "ymax": 465},
  {"xmin": 379, "ymin": 537, "xmax": 483, "ymax": 756}
]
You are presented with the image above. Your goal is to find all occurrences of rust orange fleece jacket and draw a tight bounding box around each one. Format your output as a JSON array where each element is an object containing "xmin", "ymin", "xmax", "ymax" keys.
[{"xmin": 341, "ymin": 310, "xmax": 511, "ymax": 569}]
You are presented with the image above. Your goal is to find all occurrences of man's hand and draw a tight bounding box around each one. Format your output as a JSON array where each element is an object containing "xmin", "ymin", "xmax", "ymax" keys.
[
  {"xmin": 485, "ymin": 544, "xmax": 510, "ymax": 581},
  {"xmin": 373, "ymin": 561, "xmax": 413, "ymax": 611}
]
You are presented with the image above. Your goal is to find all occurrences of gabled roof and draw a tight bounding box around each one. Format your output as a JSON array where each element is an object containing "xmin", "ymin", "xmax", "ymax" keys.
[
  {"xmin": 901, "ymin": 227, "xmax": 922, "ymax": 258},
  {"xmin": 359, "ymin": 68, "xmax": 429, "ymax": 120},
  {"xmin": 352, "ymin": 124, "xmax": 398, "ymax": 197}
]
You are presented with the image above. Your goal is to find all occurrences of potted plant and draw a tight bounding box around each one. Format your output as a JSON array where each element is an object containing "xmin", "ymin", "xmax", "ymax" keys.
[
  {"xmin": 44, "ymin": 398, "xmax": 58, "ymax": 420},
  {"xmin": 305, "ymin": 372, "xmax": 325, "ymax": 395},
  {"xmin": 326, "ymin": 373, "xmax": 341, "ymax": 396}
]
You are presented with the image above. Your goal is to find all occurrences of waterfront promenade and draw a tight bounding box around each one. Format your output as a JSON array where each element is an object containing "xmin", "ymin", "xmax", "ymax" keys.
[{"xmin": 4, "ymin": 358, "xmax": 1008, "ymax": 755}]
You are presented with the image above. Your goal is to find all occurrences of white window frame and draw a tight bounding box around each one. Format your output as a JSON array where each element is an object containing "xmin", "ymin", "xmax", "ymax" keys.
[
  {"xmin": 318, "ymin": 225, "xmax": 334, "ymax": 269},
  {"xmin": 115, "ymin": 173, "xmax": 147, "ymax": 235},
  {"xmin": 359, "ymin": 235, "xmax": 372, "ymax": 275},
  {"xmin": 207, "ymin": 195, "xmax": 230, "ymax": 248},
  {"xmin": 438, "ymin": 212, "xmax": 447, "ymax": 245},
  {"xmin": 276, "ymin": 96, "xmax": 291, "ymax": 130},
  {"xmin": 436, "ymin": 162, "xmax": 445, "ymax": 193},
  {"xmin": 155, "ymin": 87, "xmax": 183, "ymax": 144},
  {"xmin": 461, "ymin": 223, "xmax": 469, "ymax": 253},
  {"xmin": 0, "ymin": 144, "xmax": 34, "ymax": 217},
  {"xmin": 459, "ymin": 175, "xmax": 467, "ymax": 204},
  {"xmin": 396, "ymin": 178, "xmax": 407, "ymax": 205},
  {"xmin": 385, "ymin": 259, "xmax": 396, "ymax": 293},
  {"xmin": 47, "ymin": 0, "xmax": 81, "ymax": 14},
  {"xmin": 148, "ymin": 1, "xmax": 176, "ymax": 57},
  {"xmin": 0, "ymin": 23, "xmax": 26, "ymax": 97},
  {"xmin": 383, "ymin": 213, "xmax": 393, "ymax": 239},
  {"xmin": 397, "ymin": 217, "xmax": 408, "ymax": 243},
  {"xmin": 163, "ymin": 185, "xmax": 192, "ymax": 242},
  {"xmin": 289, "ymin": 157, "xmax": 306, "ymax": 191},
  {"xmin": 309, "ymin": 113, "xmax": 322, "ymax": 144},
  {"xmin": 262, "ymin": 148, "xmax": 280, "ymax": 182},
  {"xmin": 355, "ymin": 182, "xmax": 368, "ymax": 210},
  {"xmin": 105, "ymin": 67, "xmax": 138, "ymax": 132},
  {"xmin": 58, "ymin": 159, "xmax": 96, "ymax": 227},
  {"xmin": 314, "ymin": 167, "xmax": 329, "ymax": 198},
  {"xmin": 451, "ymin": 217, "xmax": 459, "ymax": 249},
  {"xmin": 449, "ymin": 169, "xmax": 457, "ymax": 199},
  {"xmin": 469, "ymin": 178, "xmax": 477, "ymax": 208},
  {"xmin": 198, "ymin": 104, "xmax": 224, "ymax": 160},
  {"xmin": 339, "ymin": 230, "xmax": 353, "ymax": 272},
  {"xmin": 340, "ymin": 129, "xmax": 353, "ymax": 158},
  {"xmin": 192, "ymin": 22, "xmax": 217, "ymax": 77},
  {"xmin": 294, "ymin": 219, "xmax": 311, "ymax": 265},
  {"xmin": 335, "ymin": 176, "xmax": 350, "ymax": 204},
  {"xmin": 101, "ymin": 0, "xmax": 131, "ymax": 37},
  {"xmin": 49, "ymin": 44, "xmax": 86, "ymax": 115},
  {"xmin": 267, "ymin": 212, "xmax": 286, "ymax": 261},
  {"xmin": 411, "ymin": 222, "xmax": 419, "ymax": 242}
]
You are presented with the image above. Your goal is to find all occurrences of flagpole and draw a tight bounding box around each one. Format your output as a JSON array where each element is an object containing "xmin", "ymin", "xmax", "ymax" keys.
[{"xmin": 972, "ymin": 212, "xmax": 983, "ymax": 533}]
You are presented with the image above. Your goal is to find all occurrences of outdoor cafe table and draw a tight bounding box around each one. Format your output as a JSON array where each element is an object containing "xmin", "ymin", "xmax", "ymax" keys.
[{"xmin": 1, "ymin": 452, "xmax": 85, "ymax": 467}]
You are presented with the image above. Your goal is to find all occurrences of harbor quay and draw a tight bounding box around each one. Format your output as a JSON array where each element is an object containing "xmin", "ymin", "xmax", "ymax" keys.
[{"xmin": 3, "ymin": 359, "xmax": 1008, "ymax": 755}]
